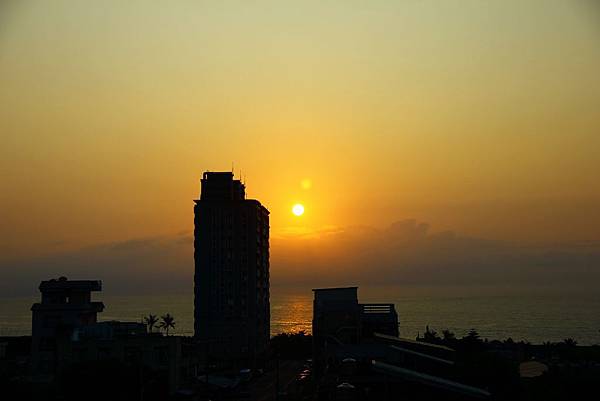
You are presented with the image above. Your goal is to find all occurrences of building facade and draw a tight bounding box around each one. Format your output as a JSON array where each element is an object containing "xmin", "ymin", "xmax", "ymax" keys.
[{"xmin": 194, "ymin": 172, "xmax": 270, "ymax": 364}]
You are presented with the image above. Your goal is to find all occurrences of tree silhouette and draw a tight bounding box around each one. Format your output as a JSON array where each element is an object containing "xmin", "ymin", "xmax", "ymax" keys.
[
  {"xmin": 442, "ymin": 329, "xmax": 456, "ymax": 342},
  {"xmin": 423, "ymin": 325, "xmax": 440, "ymax": 344},
  {"xmin": 465, "ymin": 328, "xmax": 481, "ymax": 342},
  {"xmin": 462, "ymin": 328, "xmax": 484, "ymax": 352},
  {"xmin": 270, "ymin": 331, "xmax": 312, "ymax": 359},
  {"xmin": 542, "ymin": 341, "xmax": 555, "ymax": 358},
  {"xmin": 143, "ymin": 314, "xmax": 158, "ymax": 333},
  {"xmin": 159, "ymin": 314, "xmax": 175, "ymax": 336}
]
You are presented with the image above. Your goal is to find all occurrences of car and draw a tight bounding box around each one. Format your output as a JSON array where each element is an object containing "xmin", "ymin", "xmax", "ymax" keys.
[
  {"xmin": 239, "ymin": 368, "xmax": 252, "ymax": 382},
  {"xmin": 296, "ymin": 373, "xmax": 310, "ymax": 383}
]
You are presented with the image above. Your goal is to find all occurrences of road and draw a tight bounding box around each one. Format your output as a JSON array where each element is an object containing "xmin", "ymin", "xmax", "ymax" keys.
[{"xmin": 250, "ymin": 360, "xmax": 303, "ymax": 401}]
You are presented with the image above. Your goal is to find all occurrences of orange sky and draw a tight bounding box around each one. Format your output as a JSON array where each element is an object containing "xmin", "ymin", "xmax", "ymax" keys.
[{"xmin": 1, "ymin": 0, "xmax": 600, "ymax": 264}]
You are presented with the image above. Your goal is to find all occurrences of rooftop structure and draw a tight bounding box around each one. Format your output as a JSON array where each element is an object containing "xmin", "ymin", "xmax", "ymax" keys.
[{"xmin": 200, "ymin": 171, "xmax": 246, "ymax": 201}]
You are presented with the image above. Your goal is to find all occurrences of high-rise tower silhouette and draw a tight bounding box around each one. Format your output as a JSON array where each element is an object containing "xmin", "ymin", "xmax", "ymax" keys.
[{"xmin": 194, "ymin": 172, "xmax": 270, "ymax": 364}]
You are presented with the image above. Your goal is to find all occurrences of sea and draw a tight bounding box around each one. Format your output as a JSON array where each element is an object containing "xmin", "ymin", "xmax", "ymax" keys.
[{"xmin": 2, "ymin": 286, "xmax": 599, "ymax": 345}]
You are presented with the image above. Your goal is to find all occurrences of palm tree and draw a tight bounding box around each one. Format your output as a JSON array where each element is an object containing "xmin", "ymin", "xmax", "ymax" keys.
[
  {"xmin": 144, "ymin": 314, "xmax": 159, "ymax": 333},
  {"xmin": 542, "ymin": 341, "xmax": 554, "ymax": 358},
  {"xmin": 159, "ymin": 313, "xmax": 176, "ymax": 336}
]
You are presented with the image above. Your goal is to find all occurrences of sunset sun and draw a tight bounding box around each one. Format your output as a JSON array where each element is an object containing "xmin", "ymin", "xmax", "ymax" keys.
[{"xmin": 292, "ymin": 203, "xmax": 305, "ymax": 216}]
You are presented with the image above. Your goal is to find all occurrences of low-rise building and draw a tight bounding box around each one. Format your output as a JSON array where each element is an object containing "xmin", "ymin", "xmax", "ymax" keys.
[
  {"xmin": 31, "ymin": 277, "xmax": 104, "ymax": 376},
  {"xmin": 30, "ymin": 277, "xmax": 199, "ymax": 395},
  {"xmin": 311, "ymin": 287, "xmax": 494, "ymax": 400},
  {"xmin": 60, "ymin": 321, "xmax": 197, "ymax": 394},
  {"xmin": 312, "ymin": 286, "xmax": 398, "ymax": 350}
]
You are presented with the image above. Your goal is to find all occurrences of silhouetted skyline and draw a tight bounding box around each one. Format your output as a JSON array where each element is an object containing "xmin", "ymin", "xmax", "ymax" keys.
[{"xmin": 2, "ymin": 2, "xmax": 600, "ymax": 399}]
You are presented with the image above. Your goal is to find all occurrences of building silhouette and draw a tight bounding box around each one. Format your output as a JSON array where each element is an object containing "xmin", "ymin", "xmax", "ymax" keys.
[
  {"xmin": 312, "ymin": 286, "xmax": 398, "ymax": 348},
  {"xmin": 29, "ymin": 277, "xmax": 197, "ymax": 395},
  {"xmin": 31, "ymin": 277, "xmax": 104, "ymax": 375},
  {"xmin": 309, "ymin": 287, "xmax": 493, "ymax": 400},
  {"xmin": 194, "ymin": 172, "xmax": 270, "ymax": 364}
]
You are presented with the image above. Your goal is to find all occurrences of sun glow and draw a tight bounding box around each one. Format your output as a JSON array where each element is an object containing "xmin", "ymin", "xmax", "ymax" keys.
[
  {"xmin": 292, "ymin": 204, "xmax": 305, "ymax": 216},
  {"xmin": 301, "ymin": 179, "xmax": 312, "ymax": 190}
]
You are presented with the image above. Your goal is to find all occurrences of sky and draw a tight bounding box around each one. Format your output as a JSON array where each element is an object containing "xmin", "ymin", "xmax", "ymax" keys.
[{"xmin": 1, "ymin": 0, "xmax": 599, "ymax": 295}]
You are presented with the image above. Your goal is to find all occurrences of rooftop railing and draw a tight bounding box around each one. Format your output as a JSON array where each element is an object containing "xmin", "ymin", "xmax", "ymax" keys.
[{"xmin": 360, "ymin": 303, "xmax": 397, "ymax": 315}]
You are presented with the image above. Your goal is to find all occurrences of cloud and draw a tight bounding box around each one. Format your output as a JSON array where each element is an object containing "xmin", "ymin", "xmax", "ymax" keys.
[
  {"xmin": 270, "ymin": 219, "xmax": 600, "ymax": 289},
  {"xmin": 0, "ymin": 233, "xmax": 193, "ymax": 297},
  {"xmin": 1, "ymin": 220, "xmax": 599, "ymax": 297}
]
